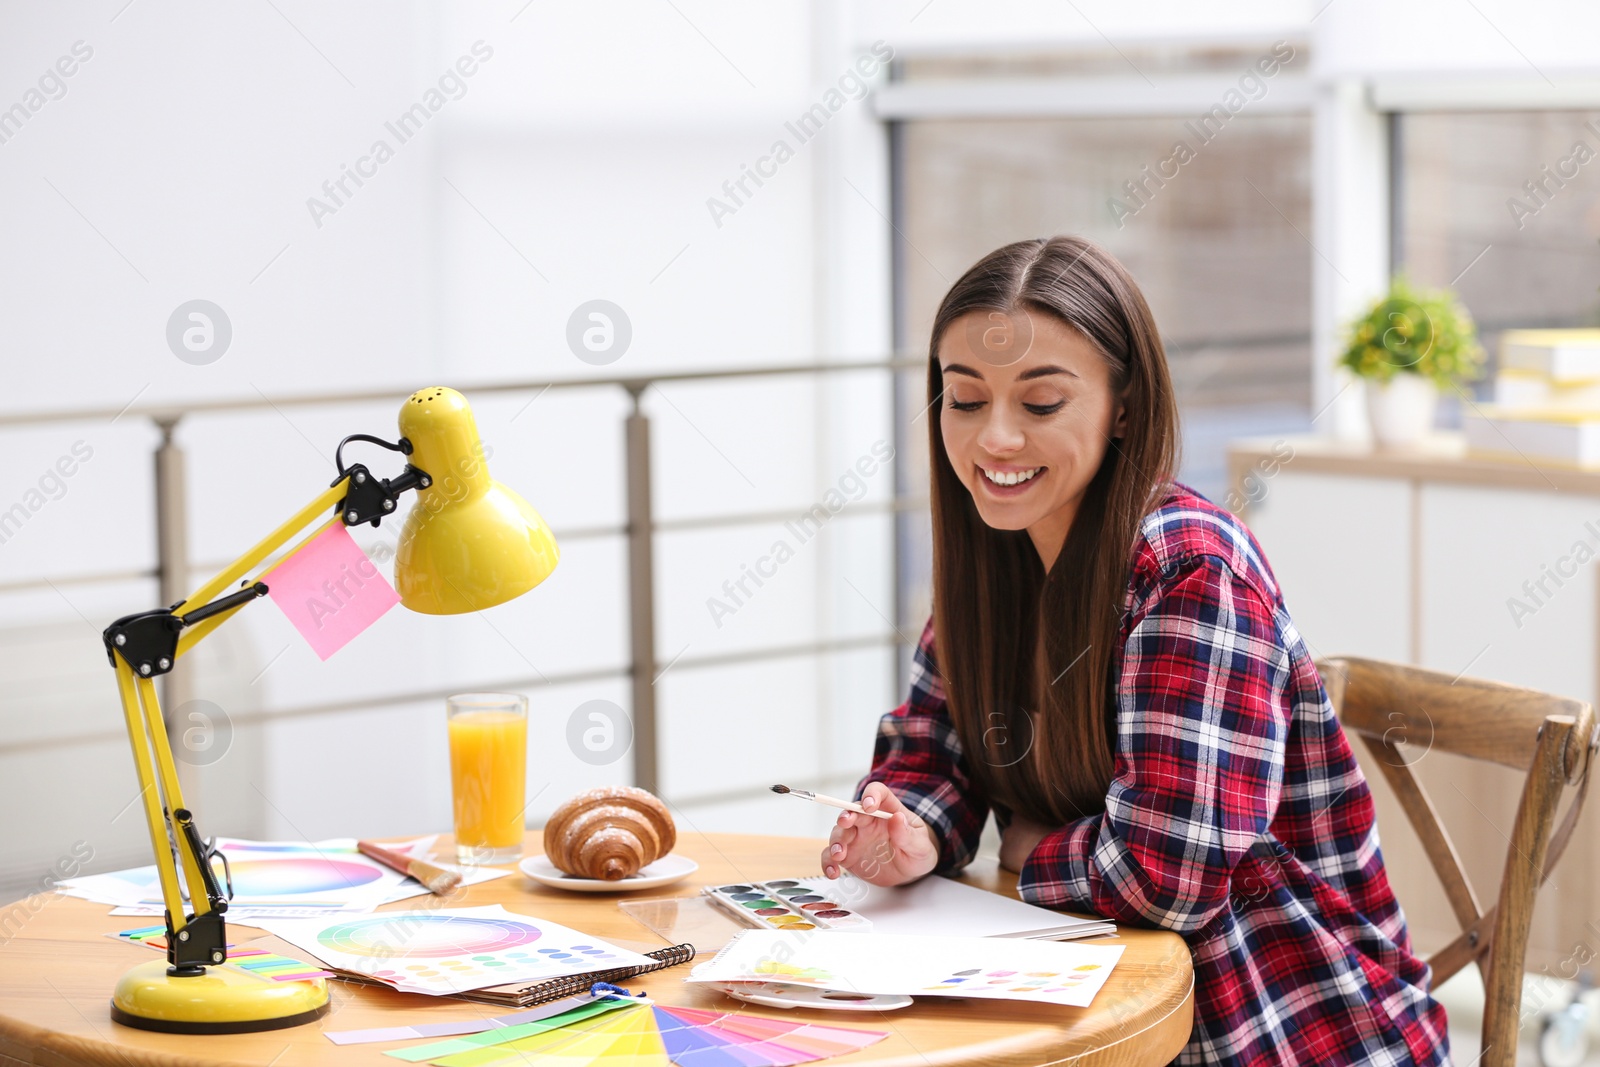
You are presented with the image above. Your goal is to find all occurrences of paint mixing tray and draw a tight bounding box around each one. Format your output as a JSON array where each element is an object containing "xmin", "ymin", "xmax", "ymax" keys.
[
  {"xmin": 710, "ymin": 981, "xmax": 913, "ymax": 1012},
  {"xmin": 618, "ymin": 894, "xmax": 752, "ymax": 954}
]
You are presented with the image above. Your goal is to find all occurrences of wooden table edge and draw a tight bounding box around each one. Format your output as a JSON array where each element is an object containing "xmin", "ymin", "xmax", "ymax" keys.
[
  {"xmin": 0, "ymin": 832, "xmax": 1195, "ymax": 1067},
  {"xmin": 0, "ymin": 1011, "xmax": 249, "ymax": 1067},
  {"xmin": 0, "ymin": 928, "xmax": 1196, "ymax": 1067},
  {"xmin": 1057, "ymin": 968, "xmax": 1194, "ymax": 1066}
]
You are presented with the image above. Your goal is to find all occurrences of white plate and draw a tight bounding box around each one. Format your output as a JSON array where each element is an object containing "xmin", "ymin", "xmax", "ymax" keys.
[{"xmin": 518, "ymin": 852, "xmax": 699, "ymax": 892}]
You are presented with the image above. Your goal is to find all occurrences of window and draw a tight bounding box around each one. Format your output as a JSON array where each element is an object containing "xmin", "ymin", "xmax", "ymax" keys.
[
  {"xmin": 888, "ymin": 54, "xmax": 1315, "ymax": 632},
  {"xmin": 1395, "ymin": 109, "xmax": 1600, "ymax": 409}
]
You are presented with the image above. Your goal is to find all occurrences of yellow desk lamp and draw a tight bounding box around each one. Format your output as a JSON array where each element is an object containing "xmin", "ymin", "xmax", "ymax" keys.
[{"xmin": 100, "ymin": 387, "xmax": 558, "ymax": 1032}]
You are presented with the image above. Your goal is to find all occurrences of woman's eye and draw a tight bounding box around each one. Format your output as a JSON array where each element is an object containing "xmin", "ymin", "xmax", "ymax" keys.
[
  {"xmin": 1024, "ymin": 400, "xmax": 1066, "ymax": 416},
  {"xmin": 947, "ymin": 396, "xmax": 984, "ymax": 412}
]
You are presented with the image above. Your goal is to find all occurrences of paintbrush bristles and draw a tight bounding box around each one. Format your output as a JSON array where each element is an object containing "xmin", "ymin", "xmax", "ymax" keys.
[
  {"xmin": 770, "ymin": 784, "xmax": 792, "ymax": 793},
  {"xmin": 417, "ymin": 863, "xmax": 463, "ymax": 895},
  {"xmin": 409, "ymin": 857, "xmax": 463, "ymax": 895}
]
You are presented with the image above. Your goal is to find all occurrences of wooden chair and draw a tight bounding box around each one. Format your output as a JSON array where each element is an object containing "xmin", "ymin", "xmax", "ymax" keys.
[{"xmin": 1318, "ymin": 657, "xmax": 1598, "ymax": 1067}]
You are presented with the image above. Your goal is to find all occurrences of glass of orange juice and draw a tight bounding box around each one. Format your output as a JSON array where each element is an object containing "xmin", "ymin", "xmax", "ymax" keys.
[{"xmin": 446, "ymin": 693, "xmax": 527, "ymax": 865}]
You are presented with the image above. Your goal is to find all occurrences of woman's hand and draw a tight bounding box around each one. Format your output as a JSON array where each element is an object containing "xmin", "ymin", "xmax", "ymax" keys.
[
  {"xmin": 821, "ymin": 782, "xmax": 940, "ymax": 887},
  {"xmin": 998, "ymin": 815, "xmax": 1053, "ymax": 874}
]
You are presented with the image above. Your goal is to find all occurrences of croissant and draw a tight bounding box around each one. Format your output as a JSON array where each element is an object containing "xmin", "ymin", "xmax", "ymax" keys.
[{"xmin": 543, "ymin": 786, "xmax": 676, "ymax": 880}]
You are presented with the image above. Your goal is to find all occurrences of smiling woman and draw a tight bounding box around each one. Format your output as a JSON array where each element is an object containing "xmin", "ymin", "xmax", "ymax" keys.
[
  {"xmin": 925, "ymin": 239, "xmax": 1176, "ymax": 828},
  {"xmin": 824, "ymin": 237, "xmax": 1452, "ymax": 1067}
]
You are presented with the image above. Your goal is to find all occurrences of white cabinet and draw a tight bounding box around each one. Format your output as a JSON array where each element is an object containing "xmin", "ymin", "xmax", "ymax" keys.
[
  {"xmin": 1418, "ymin": 484, "xmax": 1597, "ymax": 706},
  {"xmin": 1230, "ymin": 434, "xmax": 1600, "ymax": 975},
  {"xmin": 1244, "ymin": 470, "xmax": 1412, "ymax": 664}
]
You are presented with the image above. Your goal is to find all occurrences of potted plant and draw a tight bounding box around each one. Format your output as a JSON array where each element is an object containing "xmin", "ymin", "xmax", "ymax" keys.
[{"xmin": 1338, "ymin": 277, "xmax": 1485, "ymax": 448}]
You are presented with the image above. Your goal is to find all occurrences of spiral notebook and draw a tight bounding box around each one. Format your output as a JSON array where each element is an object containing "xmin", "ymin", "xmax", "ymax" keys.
[
  {"xmin": 241, "ymin": 931, "xmax": 694, "ymax": 1007},
  {"xmin": 245, "ymin": 904, "xmax": 696, "ymax": 1007},
  {"xmin": 404, "ymin": 942, "xmax": 696, "ymax": 1007}
]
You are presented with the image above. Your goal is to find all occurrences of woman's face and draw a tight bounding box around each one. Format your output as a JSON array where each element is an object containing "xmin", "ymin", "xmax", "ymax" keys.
[{"xmin": 938, "ymin": 306, "xmax": 1126, "ymax": 566}]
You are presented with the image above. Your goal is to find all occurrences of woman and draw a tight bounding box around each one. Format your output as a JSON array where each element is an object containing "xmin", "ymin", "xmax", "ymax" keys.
[{"xmin": 822, "ymin": 237, "xmax": 1450, "ymax": 1066}]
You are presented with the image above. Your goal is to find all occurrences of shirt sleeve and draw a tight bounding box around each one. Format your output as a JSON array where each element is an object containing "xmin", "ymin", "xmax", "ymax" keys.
[
  {"xmin": 1017, "ymin": 554, "xmax": 1291, "ymax": 933},
  {"xmin": 854, "ymin": 618, "xmax": 990, "ymax": 876}
]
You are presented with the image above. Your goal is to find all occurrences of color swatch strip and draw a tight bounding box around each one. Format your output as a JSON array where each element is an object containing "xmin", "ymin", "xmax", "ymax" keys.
[
  {"xmin": 112, "ymin": 926, "xmax": 333, "ymax": 982},
  {"xmin": 386, "ymin": 998, "xmax": 636, "ymax": 1062},
  {"xmin": 114, "ymin": 923, "xmax": 168, "ymax": 947},
  {"xmin": 228, "ymin": 947, "xmax": 336, "ymax": 981},
  {"xmin": 327, "ymin": 991, "xmax": 614, "ymax": 1045}
]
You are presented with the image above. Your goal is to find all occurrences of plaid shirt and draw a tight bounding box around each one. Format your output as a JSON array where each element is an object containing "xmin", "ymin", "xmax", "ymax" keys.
[{"xmin": 857, "ymin": 484, "xmax": 1450, "ymax": 1066}]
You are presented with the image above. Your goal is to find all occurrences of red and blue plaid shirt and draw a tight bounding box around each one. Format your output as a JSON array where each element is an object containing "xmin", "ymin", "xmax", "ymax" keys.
[{"xmin": 857, "ymin": 483, "xmax": 1450, "ymax": 1066}]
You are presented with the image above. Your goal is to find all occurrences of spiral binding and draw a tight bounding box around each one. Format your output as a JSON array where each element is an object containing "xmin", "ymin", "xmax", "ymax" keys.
[{"xmin": 510, "ymin": 943, "xmax": 696, "ymax": 1005}]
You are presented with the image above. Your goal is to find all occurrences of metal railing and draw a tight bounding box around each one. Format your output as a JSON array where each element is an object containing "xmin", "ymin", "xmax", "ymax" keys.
[{"xmin": 0, "ymin": 357, "xmax": 928, "ymax": 795}]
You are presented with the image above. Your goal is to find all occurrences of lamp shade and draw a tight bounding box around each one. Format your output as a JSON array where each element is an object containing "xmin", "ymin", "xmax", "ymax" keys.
[{"xmin": 393, "ymin": 387, "xmax": 559, "ymax": 614}]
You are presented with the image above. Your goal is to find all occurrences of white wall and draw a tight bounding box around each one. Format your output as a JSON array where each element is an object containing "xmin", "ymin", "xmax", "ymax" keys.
[
  {"xmin": 1313, "ymin": 0, "xmax": 1600, "ymax": 76},
  {"xmin": 0, "ymin": 1, "xmax": 443, "ymax": 892},
  {"xmin": 0, "ymin": 0, "xmax": 897, "ymax": 895}
]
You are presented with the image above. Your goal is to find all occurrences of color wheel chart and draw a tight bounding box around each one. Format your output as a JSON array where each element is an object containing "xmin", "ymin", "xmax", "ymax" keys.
[
  {"xmin": 386, "ymin": 999, "xmax": 888, "ymax": 1067},
  {"xmin": 318, "ymin": 913, "xmax": 549, "ymax": 958},
  {"xmin": 132, "ymin": 838, "xmax": 407, "ymax": 913},
  {"xmin": 259, "ymin": 905, "xmax": 659, "ymax": 996},
  {"xmin": 225, "ymin": 857, "xmax": 384, "ymax": 895}
]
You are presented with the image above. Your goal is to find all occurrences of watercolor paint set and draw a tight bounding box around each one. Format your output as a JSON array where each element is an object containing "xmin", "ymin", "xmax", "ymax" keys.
[{"xmin": 702, "ymin": 878, "xmax": 873, "ymax": 933}]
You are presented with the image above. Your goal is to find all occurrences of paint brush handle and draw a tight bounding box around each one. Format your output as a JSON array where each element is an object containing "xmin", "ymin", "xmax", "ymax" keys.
[
  {"xmin": 358, "ymin": 839, "xmax": 463, "ymax": 895},
  {"xmin": 784, "ymin": 789, "xmax": 894, "ymax": 820}
]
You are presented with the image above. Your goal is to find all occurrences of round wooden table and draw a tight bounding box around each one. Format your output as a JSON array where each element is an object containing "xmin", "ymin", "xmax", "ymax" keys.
[{"xmin": 0, "ymin": 831, "xmax": 1192, "ymax": 1066}]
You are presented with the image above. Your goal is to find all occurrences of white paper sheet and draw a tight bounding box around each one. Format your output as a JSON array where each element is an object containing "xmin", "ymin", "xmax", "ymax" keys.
[
  {"xmin": 754, "ymin": 871, "xmax": 1117, "ymax": 940},
  {"xmin": 688, "ymin": 929, "xmax": 1125, "ymax": 1007}
]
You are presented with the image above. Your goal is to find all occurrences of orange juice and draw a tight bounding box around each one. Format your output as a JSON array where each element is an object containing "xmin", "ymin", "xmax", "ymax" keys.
[{"xmin": 447, "ymin": 701, "xmax": 527, "ymax": 865}]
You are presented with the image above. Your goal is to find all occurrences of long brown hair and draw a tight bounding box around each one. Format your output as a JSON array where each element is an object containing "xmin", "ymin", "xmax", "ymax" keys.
[{"xmin": 928, "ymin": 236, "xmax": 1179, "ymax": 826}]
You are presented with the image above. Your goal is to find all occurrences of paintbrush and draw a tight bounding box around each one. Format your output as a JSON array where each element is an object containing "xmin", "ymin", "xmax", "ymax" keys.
[
  {"xmin": 357, "ymin": 839, "xmax": 463, "ymax": 895},
  {"xmin": 771, "ymin": 784, "xmax": 894, "ymax": 820}
]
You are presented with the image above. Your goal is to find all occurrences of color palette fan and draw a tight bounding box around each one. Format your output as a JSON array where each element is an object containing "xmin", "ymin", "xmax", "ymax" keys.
[{"xmin": 386, "ymin": 996, "xmax": 888, "ymax": 1067}]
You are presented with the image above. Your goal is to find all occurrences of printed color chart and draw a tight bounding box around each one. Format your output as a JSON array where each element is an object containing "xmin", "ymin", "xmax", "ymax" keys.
[
  {"xmin": 691, "ymin": 929, "xmax": 1126, "ymax": 1008},
  {"xmin": 259, "ymin": 905, "xmax": 658, "ymax": 996}
]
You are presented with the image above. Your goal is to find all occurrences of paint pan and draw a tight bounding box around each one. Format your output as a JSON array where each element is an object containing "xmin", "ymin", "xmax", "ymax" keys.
[{"xmin": 702, "ymin": 878, "xmax": 873, "ymax": 933}]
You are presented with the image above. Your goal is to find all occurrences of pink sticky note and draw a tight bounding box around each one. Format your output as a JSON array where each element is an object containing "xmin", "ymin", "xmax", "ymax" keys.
[{"xmin": 265, "ymin": 523, "xmax": 400, "ymax": 660}]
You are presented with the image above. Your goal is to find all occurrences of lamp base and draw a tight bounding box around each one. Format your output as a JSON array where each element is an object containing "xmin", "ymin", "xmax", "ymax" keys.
[{"xmin": 110, "ymin": 958, "xmax": 330, "ymax": 1034}]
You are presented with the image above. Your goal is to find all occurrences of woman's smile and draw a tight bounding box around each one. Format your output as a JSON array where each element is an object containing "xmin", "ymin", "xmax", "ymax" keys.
[{"xmin": 978, "ymin": 463, "xmax": 1046, "ymax": 497}]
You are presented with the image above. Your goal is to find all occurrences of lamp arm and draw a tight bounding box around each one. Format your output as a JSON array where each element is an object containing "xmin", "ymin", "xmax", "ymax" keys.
[
  {"xmin": 101, "ymin": 434, "xmax": 436, "ymax": 975},
  {"xmin": 103, "ymin": 478, "xmax": 349, "ymax": 972}
]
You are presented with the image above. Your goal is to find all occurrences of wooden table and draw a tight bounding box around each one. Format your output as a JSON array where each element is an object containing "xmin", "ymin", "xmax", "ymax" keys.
[{"xmin": 0, "ymin": 831, "xmax": 1193, "ymax": 1067}]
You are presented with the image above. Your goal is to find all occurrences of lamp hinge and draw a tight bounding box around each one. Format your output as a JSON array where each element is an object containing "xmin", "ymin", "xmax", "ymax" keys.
[
  {"xmin": 335, "ymin": 462, "xmax": 431, "ymax": 528},
  {"xmin": 102, "ymin": 611, "xmax": 182, "ymax": 678}
]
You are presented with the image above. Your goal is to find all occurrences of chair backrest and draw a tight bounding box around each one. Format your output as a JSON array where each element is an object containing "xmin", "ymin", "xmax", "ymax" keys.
[{"xmin": 1318, "ymin": 656, "xmax": 1597, "ymax": 1067}]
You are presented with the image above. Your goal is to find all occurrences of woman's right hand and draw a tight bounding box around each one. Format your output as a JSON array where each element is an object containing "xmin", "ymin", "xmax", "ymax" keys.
[{"xmin": 821, "ymin": 781, "xmax": 941, "ymax": 887}]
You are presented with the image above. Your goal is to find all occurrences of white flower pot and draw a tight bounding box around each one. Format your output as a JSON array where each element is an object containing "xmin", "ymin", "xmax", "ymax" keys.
[{"xmin": 1365, "ymin": 374, "xmax": 1439, "ymax": 449}]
